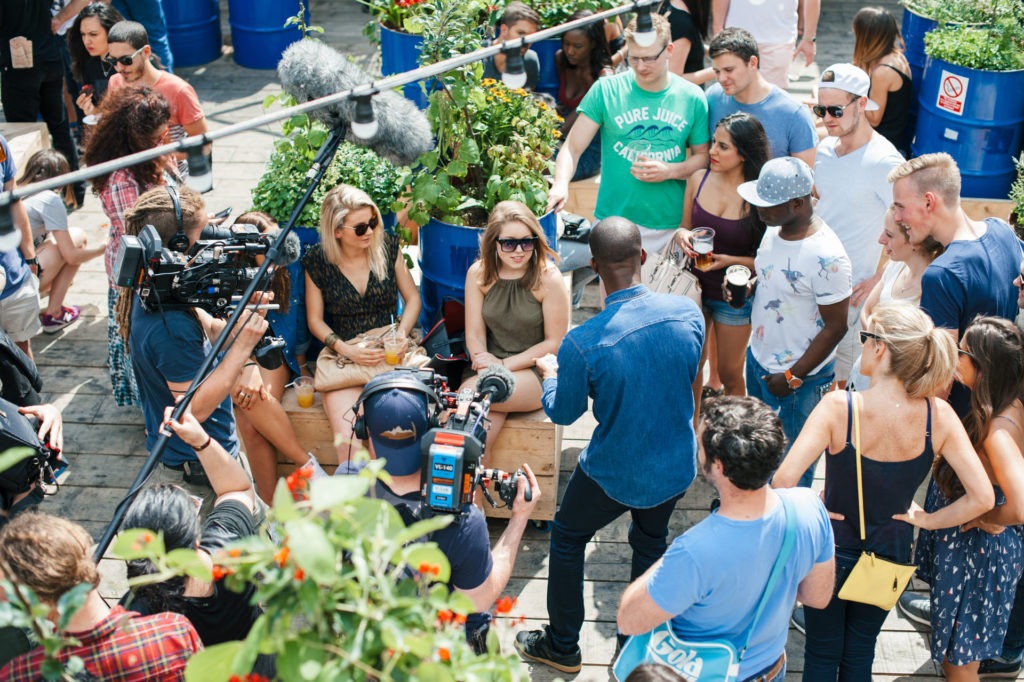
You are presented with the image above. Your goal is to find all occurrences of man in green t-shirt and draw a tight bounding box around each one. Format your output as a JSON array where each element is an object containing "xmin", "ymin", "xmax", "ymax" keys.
[{"xmin": 548, "ymin": 13, "xmax": 710, "ymax": 256}]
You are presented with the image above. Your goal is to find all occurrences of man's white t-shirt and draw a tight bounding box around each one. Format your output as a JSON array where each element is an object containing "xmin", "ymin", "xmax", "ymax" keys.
[
  {"xmin": 725, "ymin": 0, "xmax": 799, "ymax": 45},
  {"xmin": 750, "ymin": 217, "xmax": 852, "ymax": 374},
  {"xmin": 815, "ymin": 134, "xmax": 904, "ymax": 286}
]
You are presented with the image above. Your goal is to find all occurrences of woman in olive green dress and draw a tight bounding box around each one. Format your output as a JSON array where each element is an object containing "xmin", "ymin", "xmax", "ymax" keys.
[{"xmin": 461, "ymin": 201, "xmax": 570, "ymax": 452}]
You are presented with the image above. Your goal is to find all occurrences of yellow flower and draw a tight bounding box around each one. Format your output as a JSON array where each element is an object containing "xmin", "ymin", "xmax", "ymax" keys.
[{"xmin": 482, "ymin": 78, "xmax": 497, "ymax": 86}]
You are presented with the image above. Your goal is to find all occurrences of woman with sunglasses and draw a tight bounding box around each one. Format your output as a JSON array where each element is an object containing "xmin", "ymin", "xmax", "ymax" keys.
[
  {"xmin": 69, "ymin": 2, "xmax": 125, "ymax": 117},
  {"xmin": 84, "ymin": 84, "xmax": 172, "ymax": 406},
  {"xmin": 675, "ymin": 112, "xmax": 769, "ymax": 401},
  {"xmin": 907, "ymin": 317, "xmax": 1024, "ymax": 681},
  {"xmin": 461, "ymin": 201, "xmax": 569, "ymax": 453},
  {"xmin": 304, "ymin": 184, "xmax": 421, "ymax": 454},
  {"xmin": 774, "ymin": 302, "xmax": 994, "ymax": 681}
]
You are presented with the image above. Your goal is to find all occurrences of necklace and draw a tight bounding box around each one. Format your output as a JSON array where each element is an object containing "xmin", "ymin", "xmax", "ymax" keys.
[{"xmin": 892, "ymin": 265, "xmax": 917, "ymax": 299}]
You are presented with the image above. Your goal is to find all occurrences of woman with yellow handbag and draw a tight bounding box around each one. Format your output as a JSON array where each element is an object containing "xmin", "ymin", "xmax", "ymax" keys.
[
  {"xmin": 774, "ymin": 302, "xmax": 994, "ymax": 681},
  {"xmin": 906, "ymin": 316, "xmax": 1024, "ymax": 681}
]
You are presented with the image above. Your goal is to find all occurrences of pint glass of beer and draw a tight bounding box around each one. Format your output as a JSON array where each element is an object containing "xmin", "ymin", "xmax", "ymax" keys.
[{"xmin": 691, "ymin": 228, "xmax": 715, "ymax": 271}]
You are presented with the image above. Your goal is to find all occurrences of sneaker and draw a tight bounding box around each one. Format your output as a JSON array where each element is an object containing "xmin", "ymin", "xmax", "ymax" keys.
[
  {"xmin": 897, "ymin": 591, "xmax": 931, "ymax": 628},
  {"xmin": 979, "ymin": 655, "xmax": 1023, "ymax": 678},
  {"xmin": 791, "ymin": 605, "xmax": 806, "ymax": 635},
  {"xmin": 514, "ymin": 626, "xmax": 582, "ymax": 674},
  {"xmin": 40, "ymin": 306, "xmax": 81, "ymax": 333}
]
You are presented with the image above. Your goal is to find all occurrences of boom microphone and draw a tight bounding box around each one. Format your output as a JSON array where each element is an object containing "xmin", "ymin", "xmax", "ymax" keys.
[
  {"xmin": 477, "ymin": 363, "xmax": 516, "ymax": 404},
  {"xmin": 278, "ymin": 40, "xmax": 434, "ymax": 167},
  {"xmin": 198, "ymin": 225, "xmax": 302, "ymax": 267}
]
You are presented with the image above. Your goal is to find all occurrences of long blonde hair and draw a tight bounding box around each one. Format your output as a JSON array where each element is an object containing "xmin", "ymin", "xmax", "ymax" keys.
[
  {"xmin": 869, "ymin": 301, "xmax": 957, "ymax": 398},
  {"xmin": 318, "ymin": 184, "xmax": 388, "ymax": 282},
  {"xmin": 477, "ymin": 200, "xmax": 558, "ymax": 291}
]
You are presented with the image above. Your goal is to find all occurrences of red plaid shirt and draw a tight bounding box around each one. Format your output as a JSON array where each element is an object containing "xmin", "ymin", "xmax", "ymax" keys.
[{"xmin": 1, "ymin": 605, "xmax": 201, "ymax": 681}]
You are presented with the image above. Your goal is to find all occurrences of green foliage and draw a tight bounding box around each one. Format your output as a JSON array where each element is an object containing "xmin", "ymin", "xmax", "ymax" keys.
[
  {"xmin": 400, "ymin": 0, "xmax": 561, "ymax": 226},
  {"xmin": 0, "ymin": 577, "xmax": 90, "ymax": 680},
  {"xmin": 284, "ymin": 0, "xmax": 325, "ymax": 37},
  {"xmin": 1010, "ymin": 155, "xmax": 1024, "ymax": 232},
  {"xmin": 924, "ymin": 20, "xmax": 1024, "ymax": 71},
  {"xmin": 250, "ymin": 94, "xmax": 406, "ymax": 228},
  {"xmin": 530, "ymin": 0, "xmax": 620, "ymax": 28},
  {"xmin": 902, "ymin": 0, "xmax": 1023, "ymax": 23},
  {"xmin": 117, "ymin": 459, "xmax": 527, "ymax": 682}
]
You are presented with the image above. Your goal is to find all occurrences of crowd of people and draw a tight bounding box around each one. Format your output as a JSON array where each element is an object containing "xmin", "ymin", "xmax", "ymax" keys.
[{"xmin": 2, "ymin": 0, "xmax": 1023, "ymax": 680}]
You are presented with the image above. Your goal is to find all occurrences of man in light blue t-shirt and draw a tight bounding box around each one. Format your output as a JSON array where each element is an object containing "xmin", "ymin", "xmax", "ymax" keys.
[
  {"xmin": 706, "ymin": 28, "xmax": 817, "ymax": 166},
  {"xmin": 547, "ymin": 13, "xmax": 710, "ymax": 256},
  {"xmin": 618, "ymin": 396, "xmax": 835, "ymax": 682}
]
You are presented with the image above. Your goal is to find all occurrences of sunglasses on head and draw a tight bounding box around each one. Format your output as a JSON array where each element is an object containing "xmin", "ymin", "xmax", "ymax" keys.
[
  {"xmin": 103, "ymin": 46, "xmax": 145, "ymax": 67},
  {"xmin": 497, "ymin": 237, "xmax": 538, "ymax": 253},
  {"xmin": 812, "ymin": 98, "xmax": 858, "ymax": 119},
  {"xmin": 958, "ymin": 347, "xmax": 976, "ymax": 361},
  {"xmin": 342, "ymin": 214, "xmax": 379, "ymax": 236}
]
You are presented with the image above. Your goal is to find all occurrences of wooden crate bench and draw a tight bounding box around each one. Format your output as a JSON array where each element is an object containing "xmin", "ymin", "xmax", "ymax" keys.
[{"xmin": 273, "ymin": 387, "xmax": 561, "ymax": 521}]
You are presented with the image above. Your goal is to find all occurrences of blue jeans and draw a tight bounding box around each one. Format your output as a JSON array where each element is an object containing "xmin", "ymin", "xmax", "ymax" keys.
[
  {"xmin": 802, "ymin": 549, "xmax": 888, "ymax": 681},
  {"xmin": 547, "ymin": 466, "xmax": 683, "ymax": 653},
  {"xmin": 112, "ymin": 0, "xmax": 174, "ymax": 72},
  {"xmin": 746, "ymin": 349, "xmax": 834, "ymax": 488},
  {"xmin": 743, "ymin": 654, "xmax": 786, "ymax": 682}
]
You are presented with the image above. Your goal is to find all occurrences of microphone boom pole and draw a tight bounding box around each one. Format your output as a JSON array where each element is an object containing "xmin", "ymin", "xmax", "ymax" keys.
[{"xmin": 93, "ymin": 128, "xmax": 348, "ymax": 562}]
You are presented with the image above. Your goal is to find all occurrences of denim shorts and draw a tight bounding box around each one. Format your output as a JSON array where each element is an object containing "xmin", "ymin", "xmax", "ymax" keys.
[{"xmin": 703, "ymin": 297, "xmax": 753, "ymax": 326}]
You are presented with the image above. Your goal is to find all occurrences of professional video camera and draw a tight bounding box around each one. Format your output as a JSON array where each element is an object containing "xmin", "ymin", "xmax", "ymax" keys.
[
  {"xmin": 112, "ymin": 223, "xmax": 287, "ymax": 369},
  {"xmin": 0, "ymin": 397, "xmax": 67, "ymax": 513},
  {"xmin": 419, "ymin": 364, "xmax": 532, "ymax": 515}
]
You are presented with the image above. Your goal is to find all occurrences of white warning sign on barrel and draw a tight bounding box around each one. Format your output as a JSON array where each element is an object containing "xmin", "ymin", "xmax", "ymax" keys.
[{"xmin": 936, "ymin": 70, "xmax": 968, "ymax": 116}]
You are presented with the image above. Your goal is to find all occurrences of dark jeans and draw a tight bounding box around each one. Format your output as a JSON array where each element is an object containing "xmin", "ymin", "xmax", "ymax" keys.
[
  {"xmin": 802, "ymin": 549, "xmax": 888, "ymax": 681},
  {"xmin": 1, "ymin": 60, "xmax": 80, "ymax": 180},
  {"xmin": 547, "ymin": 466, "xmax": 683, "ymax": 653}
]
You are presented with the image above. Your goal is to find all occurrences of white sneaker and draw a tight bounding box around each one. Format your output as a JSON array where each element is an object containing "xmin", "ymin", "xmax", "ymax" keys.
[{"xmin": 301, "ymin": 452, "xmax": 329, "ymax": 479}]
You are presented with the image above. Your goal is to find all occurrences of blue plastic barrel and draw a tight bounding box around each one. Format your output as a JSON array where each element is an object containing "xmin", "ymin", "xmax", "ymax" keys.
[
  {"xmin": 901, "ymin": 8, "xmax": 936, "ymax": 102},
  {"xmin": 912, "ymin": 57, "xmax": 1024, "ymax": 199},
  {"xmin": 164, "ymin": 0, "xmax": 221, "ymax": 68},
  {"xmin": 380, "ymin": 25, "xmax": 432, "ymax": 109},
  {"xmin": 228, "ymin": 0, "xmax": 308, "ymax": 70},
  {"xmin": 532, "ymin": 38, "xmax": 561, "ymax": 98},
  {"xmin": 418, "ymin": 212, "xmax": 557, "ymax": 328}
]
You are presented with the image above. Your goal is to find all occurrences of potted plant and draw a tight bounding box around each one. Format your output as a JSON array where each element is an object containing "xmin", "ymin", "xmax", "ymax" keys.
[
  {"xmin": 1010, "ymin": 154, "xmax": 1024, "ymax": 233},
  {"xmin": 914, "ymin": 2, "xmax": 1024, "ymax": 198},
  {"xmin": 398, "ymin": 0, "xmax": 563, "ymax": 326}
]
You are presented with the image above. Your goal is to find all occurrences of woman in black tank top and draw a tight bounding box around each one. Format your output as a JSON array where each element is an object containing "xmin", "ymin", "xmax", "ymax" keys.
[
  {"xmin": 774, "ymin": 302, "xmax": 995, "ymax": 681},
  {"xmin": 852, "ymin": 7, "xmax": 913, "ymax": 154}
]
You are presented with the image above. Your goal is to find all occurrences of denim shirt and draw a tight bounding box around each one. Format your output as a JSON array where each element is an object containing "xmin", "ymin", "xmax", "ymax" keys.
[{"xmin": 542, "ymin": 285, "xmax": 705, "ymax": 507}]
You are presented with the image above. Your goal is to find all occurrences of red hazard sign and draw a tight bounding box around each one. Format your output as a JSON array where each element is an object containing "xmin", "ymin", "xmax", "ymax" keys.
[{"xmin": 936, "ymin": 71, "xmax": 968, "ymax": 116}]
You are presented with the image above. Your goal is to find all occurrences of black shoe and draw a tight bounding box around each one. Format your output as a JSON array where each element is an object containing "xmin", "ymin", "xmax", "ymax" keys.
[
  {"xmin": 514, "ymin": 626, "xmax": 582, "ymax": 674},
  {"xmin": 979, "ymin": 655, "xmax": 1023, "ymax": 678},
  {"xmin": 791, "ymin": 605, "xmax": 806, "ymax": 635}
]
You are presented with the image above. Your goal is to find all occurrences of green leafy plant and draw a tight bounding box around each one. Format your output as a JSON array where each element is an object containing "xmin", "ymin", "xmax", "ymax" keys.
[
  {"xmin": 924, "ymin": 19, "xmax": 1024, "ymax": 71},
  {"xmin": 399, "ymin": 0, "xmax": 562, "ymax": 226},
  {"xmin": 251, "ymin": 94, "xmax": 406, "ymax": 228},
  {"xmin": 901, "ymin": 0, "xmax": 1022, "ymax": 22},
  {"xmin": 284, "ymin": 0, "xmax": 325, "ymax": 38},
  {"xmin": 115, "ymin": 460, "xmax": 529, "ymax": 682},
  {"xmin": 530, "ymin": 0, "xmax": 619, "ymax": 29},
  {"xmin": 1010, "ymin": 154, "xmax": 1024, "ymax": 235}
]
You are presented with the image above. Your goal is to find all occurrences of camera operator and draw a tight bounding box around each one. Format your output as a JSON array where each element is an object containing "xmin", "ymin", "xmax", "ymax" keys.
[
  {"xmin": 336, "ymin": 373, "xmax": 540, "ymax": 647},
  {"xmin": 117, "ymin": 185, "xmax": 269, "ymax": 512}
]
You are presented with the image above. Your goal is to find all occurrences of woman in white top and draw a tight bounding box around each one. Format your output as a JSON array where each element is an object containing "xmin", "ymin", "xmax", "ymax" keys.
[{"xmin": 850, "ymin": 209, "xmax": 943, "ymax": 389}]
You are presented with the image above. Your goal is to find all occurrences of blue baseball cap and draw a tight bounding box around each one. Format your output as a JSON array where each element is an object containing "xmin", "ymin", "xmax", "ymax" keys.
[{"xmin": 362, "ymin": 378, "xmax": 431, "ymax": 476}]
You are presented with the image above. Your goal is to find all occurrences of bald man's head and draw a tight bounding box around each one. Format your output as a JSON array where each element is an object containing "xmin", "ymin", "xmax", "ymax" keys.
[{"xmin": 590, "ymin": 217, "xmax": 642, "ymax": 268}]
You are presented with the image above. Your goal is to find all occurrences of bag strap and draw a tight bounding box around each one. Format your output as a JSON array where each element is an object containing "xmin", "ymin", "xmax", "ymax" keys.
[
  {"xmin": 738, "ymin": 493, "xmax": 797, "ymax": 659},
  {"xmin": 853, "ymin": 391, "xmax": 867, "ymax": 543}
]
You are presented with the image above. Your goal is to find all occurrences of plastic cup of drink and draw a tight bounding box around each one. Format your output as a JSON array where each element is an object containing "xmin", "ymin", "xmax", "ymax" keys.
[
  {"xmin": 384, "ymin": 335, "xmax": 403, "ymax": 366},
  {"xmin": 725, "ymin": 264, "xmax": 752, "ymax": 308},
  {"xmin": 294, "ymin": 376, "xmax": 315, "ymax": 408},
  {"xmin": 691, "ymin": 227, "xmax": 715, "ymax": 271}
]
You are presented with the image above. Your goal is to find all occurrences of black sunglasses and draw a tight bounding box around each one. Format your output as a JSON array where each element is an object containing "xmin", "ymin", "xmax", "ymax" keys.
[
  {"xmin": 812, "ymin": 96, "xmax": 859, "ymax": 120},
  {"xmin": 497, "ymin": 237, "xmax": 538, "ymax": 253},
  {"xmin": 859, "ymin": 330, "xmax": 884, "ymax": 345},
  {"xmin": 342, "ymin": 214, "xmax": 379, "ymax": 237},
  {"xmin": 103, "ymin": 46, "xmax": 145, "ymax": 68}
]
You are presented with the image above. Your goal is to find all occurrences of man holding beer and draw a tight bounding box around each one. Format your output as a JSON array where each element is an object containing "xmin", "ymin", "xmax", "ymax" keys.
[{"xmin": 732, "ymin": 157, "xmax": 851, "ymax": 487}]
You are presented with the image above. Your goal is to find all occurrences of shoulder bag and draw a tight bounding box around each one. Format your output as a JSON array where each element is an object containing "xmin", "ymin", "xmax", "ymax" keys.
[
  {"xmin": 613, "ymin": 495, "xmax": 797, "ymax": 682},
  {"xmin": 314, "ymin": 324, "xmax": 429, "ymax": 392},
  {"xmin": 641, "ymin": 237, "xmax": 702, "ymax": 307},
  {"xmin": 835, "ymin": 392, "xmax": 918, "ymax": 611}
]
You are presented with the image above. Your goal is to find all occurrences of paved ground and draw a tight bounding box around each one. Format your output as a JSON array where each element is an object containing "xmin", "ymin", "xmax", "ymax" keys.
[{"xmin": 1, "ymin": 0, "xmax": 959, "ymax": 679}]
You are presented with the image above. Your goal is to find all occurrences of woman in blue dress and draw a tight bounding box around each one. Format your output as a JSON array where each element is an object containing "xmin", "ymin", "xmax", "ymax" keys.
[{"xmin": 905, "ymin": 316, "xmax": 1024, "ymax": 680}]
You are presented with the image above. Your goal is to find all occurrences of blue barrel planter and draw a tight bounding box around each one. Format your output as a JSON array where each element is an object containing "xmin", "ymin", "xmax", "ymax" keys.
[
  {"xmin": 418, "ymin": 212, "xmax": 557, "ymax": 328},
  {"xmin": 164, "ymin": 0, "xmax": 221, "ymax": 68},
  {"xmin": 229, "ymin": 0, "xmax": 308, "ymax": 70},
  {"xmin": 532, "ymin": 38, "xmax": 561, "ymax": 98},
  {"xmin": 380, "ymin": 24, "xmax": 433, "ymax": 109},
  {"xmin": 912, "ymin": 57, "xmax": 1024, "ymax": 199},
  {"xmin": 901, "ymin": 7, "xmax": 936, "ymax": 102}
]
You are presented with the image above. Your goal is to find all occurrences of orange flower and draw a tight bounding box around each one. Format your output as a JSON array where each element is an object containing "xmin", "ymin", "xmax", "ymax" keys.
[
  {"xmin": 140, "ymin": 532, "xmax": 153, "ymax": 543},
  {"xmin": 274, "ymin": 546, "xmax": 290, "ymax": 568},
  {"xmin": 437, "ymin": 609, "xmax": 454, "ymax": 624},
  {"xmin": 418, "ymin": 562, "xmax": 440, "ymax": 576},
  {"xmin": 228, "ymin": 548, "xmax": 241, "ymax": 558},
  {"xmin": 454, "ymin": 613, "xmax": 467, "ymax": 625},
  {"xmin": 437, "ymin": 647, "xmax": 451, "ymax": 662},
  {"xmin": 495, "ymin": 596, "xmax": 517, "ymax": 614},
  {"xmin": 212, "ymin": 565, "xmax": 229, "ymax": 581},
  {"xmin": 294, "ymin": 567, "xmax": 305, "ymax": 581}
]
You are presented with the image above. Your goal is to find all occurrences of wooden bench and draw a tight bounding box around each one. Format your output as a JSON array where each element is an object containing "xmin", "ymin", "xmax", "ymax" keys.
[{"xmin": 274, "ymin": 387, "xmax": 562, "ymax": 521}]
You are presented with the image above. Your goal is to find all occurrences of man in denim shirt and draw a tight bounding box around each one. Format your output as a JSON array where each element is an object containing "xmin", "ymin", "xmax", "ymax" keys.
[{"xmin": 515, "ymin": 216, "xmax": 705, "ymax": 673}]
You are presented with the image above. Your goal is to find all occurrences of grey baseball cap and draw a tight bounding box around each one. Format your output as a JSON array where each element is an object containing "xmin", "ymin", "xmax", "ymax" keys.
[{"xmin": 737, "ymin": 157, "xmax": 814, "ymax": 208}]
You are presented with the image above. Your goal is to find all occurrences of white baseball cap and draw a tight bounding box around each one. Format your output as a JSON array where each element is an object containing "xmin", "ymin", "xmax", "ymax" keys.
[{"xmin": 818, "ymin": 63, "xmax": 879, "ymax": 111}]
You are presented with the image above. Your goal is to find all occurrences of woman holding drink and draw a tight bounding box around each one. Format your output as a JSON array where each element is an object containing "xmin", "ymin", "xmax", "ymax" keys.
[
  {"xmin": 675, "ymin": 112, "xmax": 770, "ymax": 399},
  {"xmin": 461, "ymin": 201, "xmax": 569, "ymax": 451},
  {"xmin": 304, "ymin": 184, "xmax": 421, "ymax": 455}
]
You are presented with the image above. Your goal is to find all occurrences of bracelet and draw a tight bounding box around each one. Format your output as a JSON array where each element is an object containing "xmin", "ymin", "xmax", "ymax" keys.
[
  {"xmin": 192, "ymin": 435, "xmax": 212, "ymax": 451},
  {"xmin": 324, "ymin": 332, "xmax": 339, "ymax": 349}
]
